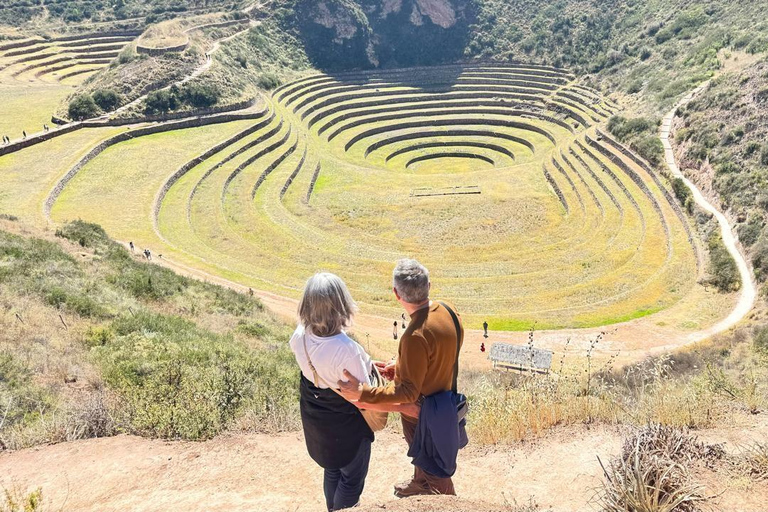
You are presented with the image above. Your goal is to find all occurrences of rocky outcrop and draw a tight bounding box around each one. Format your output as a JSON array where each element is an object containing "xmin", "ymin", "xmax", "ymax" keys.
[{"xmin": 289, "ymin": 0, "xmax": 476, "ymax": 70}]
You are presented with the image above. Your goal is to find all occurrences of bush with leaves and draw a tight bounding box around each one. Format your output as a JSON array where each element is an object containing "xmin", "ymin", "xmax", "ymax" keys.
[
  {"xmin": 144, "ymin": 89, "xmax": 178, "ymax": 114},
  {"xmin": 68, "ymin": 94, "xmax": 99, "ymax": 120},
  {"xmin": 182, "ymin": 82, "xmax": 220, "ymax": 108},
  {"xmin": 707, "ymin": 232, "xmax": 741, "ymax": 292},
  {"xmin": 92, "ymin": 89, "xmax": 121, "ymax": 111}
]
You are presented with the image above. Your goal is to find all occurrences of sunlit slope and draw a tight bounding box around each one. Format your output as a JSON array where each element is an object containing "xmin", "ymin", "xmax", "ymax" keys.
[{"xmin": 42, "ymin": 64, "xmax": 702, "ymax": 329}]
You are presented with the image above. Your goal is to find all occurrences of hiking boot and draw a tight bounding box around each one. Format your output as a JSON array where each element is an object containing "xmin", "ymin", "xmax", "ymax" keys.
[{"xmin": 394, "ymin": 478, "xmax": 430, "ymax": 498}]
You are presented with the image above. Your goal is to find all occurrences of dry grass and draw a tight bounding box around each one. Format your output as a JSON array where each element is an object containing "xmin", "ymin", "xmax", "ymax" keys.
[
  {"xmin": 597, "ymin": 425, "xmax": 725, "ymax": 512},
  {"xmin": 736, "ymin": 442, "xmax": 768, "ymax": 481},
  {"xmin": 463, "ymin": 332, "xmax": 753, "ymax": 446}
]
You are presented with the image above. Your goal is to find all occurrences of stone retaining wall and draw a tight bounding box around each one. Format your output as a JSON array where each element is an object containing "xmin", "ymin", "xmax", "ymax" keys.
[
  {"xmin": 585, "ymin": 134, "xmax": 671, "ymax": 247},
  {"xmin": 543, "ymin": 164, "xmax": 568, "ymax": 213},
  {"xmin": 0, "ymin": 38, "xmax": 43, "ymax": 51},
  {"xmin": 350, "ymin": 118, "xmax": 555, "ymax": 154},
  {"xmin": 49, "ymin": 30, "xmax": 142, "ymax": 43},
  {"xmin": 595, "ymin": 128, "xmax": 696, "ymax": 247},
  {"xmin": 280, "ymin": 147, "xmax": 308, "ymax": 199},
  {"xmin": 550, "ymin": 156, "xmax": 583, "ymax": 209},
  {"xmin": 251, "ymin": 137, "xmax": 299, "ymax": 199},
  {"xmin": 136, "ymin": 41, "xmax": 189, "ymax": 56},
  {"xmin": 308, "ymin": 92, "xmax": 545, "ymax": 130},
  {"xmin": 152, "ymin": 113, "xmax": 270, "ymax": 222},
  {"xmin": 305, "ymin": 163, "xmax": 322, "ymax": 203}
]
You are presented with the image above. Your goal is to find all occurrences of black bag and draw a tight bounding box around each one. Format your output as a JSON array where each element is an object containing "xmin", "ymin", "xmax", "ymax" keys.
[{"xmin": 438, "ymin": 302, "xmax": 469, "ymax": 440}]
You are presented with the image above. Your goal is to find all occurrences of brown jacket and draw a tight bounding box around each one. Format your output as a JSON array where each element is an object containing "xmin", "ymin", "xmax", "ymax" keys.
[{"xmin": 360, "ymin": 301, "xmax": 463, "ymax": 405}]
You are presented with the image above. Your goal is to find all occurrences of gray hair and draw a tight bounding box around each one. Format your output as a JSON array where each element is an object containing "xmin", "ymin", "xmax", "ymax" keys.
[
  {"xmin": 298, "ymin": 273, "xmax": 358, "ymax": 337},
  {"xmin": 393, "ymin": 259, "xmax": 430, "ymax": 304}
]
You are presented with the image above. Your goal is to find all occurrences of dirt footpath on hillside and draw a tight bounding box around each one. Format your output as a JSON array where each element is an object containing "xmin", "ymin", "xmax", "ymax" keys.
[{"xmin": 2, "ymin": 421, "xmax": 767, "ymax": 512}]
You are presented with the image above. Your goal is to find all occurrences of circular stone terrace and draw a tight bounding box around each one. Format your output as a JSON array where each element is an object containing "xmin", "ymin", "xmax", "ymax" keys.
[{"xmin": 45, "ymin": 63, "xmax": 707, "ymax": 330}]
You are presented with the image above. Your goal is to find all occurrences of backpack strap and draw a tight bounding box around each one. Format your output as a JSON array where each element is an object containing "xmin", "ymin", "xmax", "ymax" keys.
[{"xmin": 438, "ymin": 301, "xmax": 462, "ymax": 393}]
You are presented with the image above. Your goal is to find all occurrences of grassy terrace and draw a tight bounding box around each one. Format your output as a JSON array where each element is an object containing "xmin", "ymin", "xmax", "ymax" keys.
[
  {"xmin": 0, "ymin": 32, "xmax": 137, "ymax": 84},
  {"xmin": 0, "ymin": 63, "xmax": 726, "ymax": 331}
]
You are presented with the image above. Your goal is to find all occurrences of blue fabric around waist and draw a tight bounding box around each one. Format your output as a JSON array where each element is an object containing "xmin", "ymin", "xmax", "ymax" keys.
[{"xmin": 407, "ymin": 391, "xmax": 467, "ymax": 478}]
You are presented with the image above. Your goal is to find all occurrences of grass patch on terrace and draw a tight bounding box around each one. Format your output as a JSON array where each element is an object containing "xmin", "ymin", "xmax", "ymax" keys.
[{"xmin": 0, "ymin": 81, "xmax": 72, "ymax": 139}]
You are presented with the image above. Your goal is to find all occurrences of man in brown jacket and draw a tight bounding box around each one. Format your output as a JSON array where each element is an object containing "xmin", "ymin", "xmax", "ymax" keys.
[{"xmin": 338, "ymin": 258, "xmax": 463, "ymax": 497}]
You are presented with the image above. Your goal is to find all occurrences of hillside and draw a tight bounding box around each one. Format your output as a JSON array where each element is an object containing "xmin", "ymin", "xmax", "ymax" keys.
[{"xmin": 672, "ymin": 57, "xmax": 768, "ymax": 291}]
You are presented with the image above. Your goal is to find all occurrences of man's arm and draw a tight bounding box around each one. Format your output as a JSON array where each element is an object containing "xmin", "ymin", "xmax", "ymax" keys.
[{"xmin": 357, "ymin": 334, "xmax": 428, "ymax": 404}]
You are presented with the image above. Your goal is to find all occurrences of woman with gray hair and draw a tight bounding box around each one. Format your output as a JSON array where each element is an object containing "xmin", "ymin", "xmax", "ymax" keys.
[{"xmin": 289, "ymin": 272, "xmax": 416, "ymax": 511}]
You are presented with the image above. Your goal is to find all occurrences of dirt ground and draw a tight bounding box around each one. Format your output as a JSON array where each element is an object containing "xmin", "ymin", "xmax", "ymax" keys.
[{"xmin": 2, "ymin": 418, "xmax": 767, "ymax": 512}]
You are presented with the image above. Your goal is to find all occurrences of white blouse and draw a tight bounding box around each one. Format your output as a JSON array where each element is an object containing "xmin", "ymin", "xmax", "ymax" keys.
[{"xmin": 289, "ymin": 324, "xmax": 373, "ymax": 389}]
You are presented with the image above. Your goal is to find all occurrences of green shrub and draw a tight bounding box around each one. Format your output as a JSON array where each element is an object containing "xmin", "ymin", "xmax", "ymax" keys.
[
  {"xmin": 738, "ymin": 216, "xmax": 764, "ymax": 247},
  {"xmin": 671, "ymin": 178, "xmax": 692, "ymax": 213},
  {"xmin": 761, "ymin": 145, "xmax": 768, "ymax": 166},
  {"xmin": 68, "ymin": 94, "xmax": 100, "ymax": 120},
  {"xmin": 745, "ymin": 141, "xmax": 761, "ymax": 157},
  {"xmin": 752, "ymin": 236, "xmax": 768, "ymax": 282},
  {"xmin": 257, "ymin": 72, "xmax": 281, "ymax": 90},
  {"xmin": 55, "ymin": 220, "xmax": 111, "ymax": 250},
  {"xmin": 626, "ymin": 79, "xmax": 643, "ymax": 94},
  {"xmin": 755, "ymin": 325, "xmax": 768, "ymax": 351},
  {"xmin": 236, "ymin": 320, "xmax": 270, "ymax": 338},
  {"xmin": 106, "ymin": 259, "xmax": 188, "ymax": 301},
  {"xmin": 182, "ymin": 82, "xmax": 220, "ymax": 108},
  {"xmin": 144, "ymin": 89, "xmax": 178, "ymax": 114},
  {"xmin": 92, "ymin": 89, "xmax": 121, "ymax": 111},
  {"xmin": 707, "ymin": 232, "xmax": 741, "ymax": 292},
  {"xmin": 44, "ymin": 286, "xmax": 109, "ymax": 318}
]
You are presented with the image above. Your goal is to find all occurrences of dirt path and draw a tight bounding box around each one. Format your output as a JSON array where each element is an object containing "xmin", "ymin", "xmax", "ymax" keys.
[
  {"xmin": 660, "ymin": 83, "xmax": 757, "ymax": 343},
  {"xmin": 2, "ymin": 420, "xmax": 766, "ymax": 512}
]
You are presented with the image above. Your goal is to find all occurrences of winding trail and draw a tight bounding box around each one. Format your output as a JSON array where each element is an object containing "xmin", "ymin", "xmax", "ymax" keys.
[{"xmin": 659, "ymin": 82, "xmax": 757, "ymax": 344}]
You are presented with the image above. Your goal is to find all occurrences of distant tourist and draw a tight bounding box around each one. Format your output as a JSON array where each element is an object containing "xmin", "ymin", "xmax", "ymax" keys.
[
  {"xmin": 129, "ymin": 241, "xmax": 134, "ymax": 252},
  {"xmin": 339, "ymin": 259, "xmax": 468, "ymax": 497},
  {"xmin": 480, "ymin": 342, "xmax": 486, "ymax": 353},
  {"xmin": 248, "ymin": 287, "xmax": 254, "ymax": 297},
  {"xmin": 289, "ymin": 273, "xmax": 416, "ymax": 511},
  {"xmin": 43, "ymin": 124, "xmax": 49, "ymax": 132},
  {"xmin": 143, "ymin": 248, "xmax": 151, "ymax": 260},
  {"xmin": 483, "ymin": 320, "xmax": 489, "ymax": 339},
  {"xmin": 22, "ymin": 130, "xmax": 26, "ymax": 139},
  {"xmin": 393, "ymin": 320, "xmax": 398, "ymax": 340}
]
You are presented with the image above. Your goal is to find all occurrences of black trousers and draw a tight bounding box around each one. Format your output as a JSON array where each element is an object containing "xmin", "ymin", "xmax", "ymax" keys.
[{"xmin": 323, "ymin": 437, "xmax": 372, "ymax": 511}]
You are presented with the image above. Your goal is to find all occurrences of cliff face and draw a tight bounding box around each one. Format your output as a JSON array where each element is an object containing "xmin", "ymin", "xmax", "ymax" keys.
[{"xmin": 292, "ymin": 0, "xmax": 476, "ymax": 70}]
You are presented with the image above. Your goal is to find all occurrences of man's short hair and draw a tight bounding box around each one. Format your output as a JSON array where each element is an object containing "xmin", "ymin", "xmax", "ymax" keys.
[{"xmin": 393, "ymin": 259, "xmax": 430, "ymax": 304}]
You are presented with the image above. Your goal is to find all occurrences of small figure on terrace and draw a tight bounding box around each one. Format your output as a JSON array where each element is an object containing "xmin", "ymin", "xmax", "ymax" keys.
[
  {"xmin": 393, "ymin": 320, "xmax": 398, "ymax": 340},
  {"xmin": 483, "ymin": 320, "xmax": 489, "ymax": 339},
  {"xmin": 129, "ymin": 241, "xmax": 134, "ymax": 252}
]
